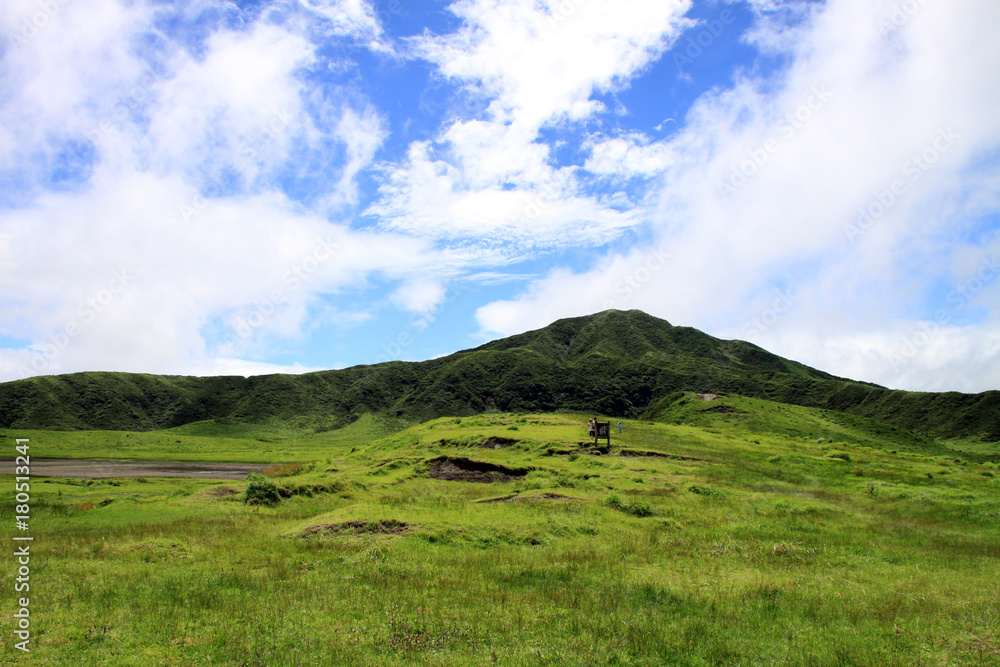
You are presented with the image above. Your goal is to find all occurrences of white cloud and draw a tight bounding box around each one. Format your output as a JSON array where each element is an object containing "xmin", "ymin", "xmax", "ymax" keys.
[
  {"xmin": 585, "ymin": 134, "xmax": 674, "ymax": 178},
  {"xmin": 0, "ymin": 165, "xmax": 433, "ymax": 378},
  {"xmin": 475, "ymin": 0, "xmax": 1000, "ymax": 392},
  {"xmin": 299, "ymin": 0, "xmax": 383, "ymax": 40},
  {"xmin": 391, "ymin": 279, "xmax": 446, "ymax": 313},
  {"xmin": 3, "ymin": 0, "xmax": 998, "ymax": 396},
  {"xmin": 413, "ymin": 0, "xmax": 692, "ymax": 130},
  {"xmin": 0, "ymin": 0, "xmax": 436, "ymax": 381},
  {"xmin": 370, "ymin": 0, "xmax": 691, "ymax": 250},
  {"xmin": 762, "ymin": 322, "xmax": 1000, "ymax": 394}
]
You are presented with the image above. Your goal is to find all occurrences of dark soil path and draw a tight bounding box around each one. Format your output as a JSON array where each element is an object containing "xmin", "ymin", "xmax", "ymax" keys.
[{"xmin": 0, "ymin": 459, "xmax": 268, "ymax": 480}]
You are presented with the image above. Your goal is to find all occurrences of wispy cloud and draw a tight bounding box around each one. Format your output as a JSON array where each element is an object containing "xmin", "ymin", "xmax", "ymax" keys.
[
  {"xmin": 368, "ymin": 0, "xmax": 691, "ymax": 250},
  {"xmin": 475, "ymin": 0, "xmax": 1000, "ymax": 392},
  {"xmin": 1, "ymin": 0, "xmax": 997, "ymax": 392}
]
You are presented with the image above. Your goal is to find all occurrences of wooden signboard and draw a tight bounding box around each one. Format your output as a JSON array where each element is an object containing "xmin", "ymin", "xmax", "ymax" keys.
[{"xmin": 595, "ymin": 421, "xmax": 611, "ymax": 444}]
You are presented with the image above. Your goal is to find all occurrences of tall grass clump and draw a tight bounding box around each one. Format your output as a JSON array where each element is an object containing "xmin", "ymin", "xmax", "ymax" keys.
[
  {"xmin": 244, "ymin": 473, "xmax": 281, "ymax": 506},
  {"xmin": 605, "ymin": 492, "xmax": 654, "ymax": 517}
]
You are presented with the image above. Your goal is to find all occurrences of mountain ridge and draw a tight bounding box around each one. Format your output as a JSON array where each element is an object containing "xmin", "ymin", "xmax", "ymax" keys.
[{"xmin": 0, "ymin": 309, "xmax": 997, "ymax": 442}]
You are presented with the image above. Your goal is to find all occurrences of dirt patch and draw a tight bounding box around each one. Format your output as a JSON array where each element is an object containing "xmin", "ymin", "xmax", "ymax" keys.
[
  {"xmin": 618, "ymin": 449, "xmax": 705, "ymax": 462},
  {"xmin": 619, "ymin": 448, "xmax": 669, "ymax": 458},
  {"xmin": 960, "ymin": 636, "xmax": 1000, "ymax": 656},
  {"xmin": 697, "ymin": 393, "xmax": 718, "ymax": 401},
  {"xmin": 300, "ymin": 519, "xmax": 410, "ymax": 537},
  {"xmin": 477, "ymin": 436, "xmax": 518, "ymax": 449},
  {"xmin": 436, "ymin": 436, "xmax": 519, "ymax": 449},
  {"xmin": 474, "ymin": 491, "xmax": 587, "ymax": 503},
  {"xmin": 427, "ymin": 456, "xmax": 530, "ymax": 483},
  {"xmin": 0, "ymin": 459, "xmax": 269, "ymax": 480},
  {"xmin": 206, "ymin": 486, "xmax": 238, "ymax": 497},
  {"xmin": 473, "ymin": 493, "xmax": 520, "ymax": 503},
  {"xmin": 535, "ymin": 492, "xmax": 588, "ymax": 501}
]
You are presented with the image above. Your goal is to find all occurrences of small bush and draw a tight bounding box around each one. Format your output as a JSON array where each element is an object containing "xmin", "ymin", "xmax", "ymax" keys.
[
  {"xmin": 604, "ymin": 492, "xmax": 653, "ymax": 517},
  {"xmin": 244, "ymin": 473, "xmax": 281, "ymax": 506},
  {"xmin": 688, "ymin": 485, "xmax": 727, "ymax": 499},
  {"xmin": 604, "ymin": 492, "xmax": 624, "ymax": 510},
  {"xmin": 626, "ymin": 501, "xmax": 654, "ymax": 517},
  {"xmin": 828, "ymin": 452, "xmax": 852, "ymax": 462},
  {"xmin": 768, "ymin": 455, "xmax": 782, "ymax": 464}
]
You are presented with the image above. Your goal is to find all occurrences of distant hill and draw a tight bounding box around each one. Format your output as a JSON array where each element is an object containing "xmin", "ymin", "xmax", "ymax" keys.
[{"xmin": 0, "ymin": 309, "xmax": 997, "ymax": 441}]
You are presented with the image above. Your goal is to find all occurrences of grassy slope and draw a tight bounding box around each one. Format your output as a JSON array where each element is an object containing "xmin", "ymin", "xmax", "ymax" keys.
[
  {"xmin": 1, "ymin": 310, "xmax": 997, "ymax": 443},
  {"xmin": 642, "ymin": 392, "xmax": 956, "ymax": 456},
  {"xmin": 0, "ymin": 413, "xmax": 411, "ymax": 463},
  {"xmin": 2, "ymin": 412, "xmax": 999, "ymax": 665}
]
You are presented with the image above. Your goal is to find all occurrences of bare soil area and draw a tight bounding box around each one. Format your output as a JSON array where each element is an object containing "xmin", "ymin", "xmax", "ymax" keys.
[
  {"xmin": 427, "ymin": 456, "xmax": 530, "ymax": 483},
  {"xmin": 300, "ymin": 519, "xmax": 411, "ymax": 537},
  {"xmin": 0, "ymin": 459, "xmax": 269, "ymax": 480}
]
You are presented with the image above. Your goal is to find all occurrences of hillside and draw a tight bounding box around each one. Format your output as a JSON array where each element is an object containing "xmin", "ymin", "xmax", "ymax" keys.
[
  {"xmin": 0, "ymin": 309, "xmax": 997, "ymax": 442},
  {"xmin": 8, "ymin": 411, "xmax": 999, "ymax": 664}
]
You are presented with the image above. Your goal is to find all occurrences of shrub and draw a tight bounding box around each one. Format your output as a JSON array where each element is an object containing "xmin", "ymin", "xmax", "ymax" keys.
[
  {"xmin": 604, "ymin": 492, "xmax": 654, "ymax": 517},
  {"xmin": 688, "ymin": 485, "xmax": 728, "ymax": 499},
  {"xmin": 604, "ymin": 491, "xmax": 624, "ymax": 510},
  {"xmin": 768, "ymin": 455, "xmax": 782, "ymax": 464},
  {"xmin": 828, "ymin": 452, "xmax": 852, "ymax": 462},
  {"xmin": 244, "ymin": 473, "xmax": 281, "ymax": 506},
  {"xmin": 626, "ymin": 501, "xmax": 654, "ymax": 517}
]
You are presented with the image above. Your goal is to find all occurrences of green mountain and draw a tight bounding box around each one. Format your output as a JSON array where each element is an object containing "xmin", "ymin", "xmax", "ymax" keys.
[{"xmin": 1, "ymin": 309, "xmax": 997, "ymax": 442}]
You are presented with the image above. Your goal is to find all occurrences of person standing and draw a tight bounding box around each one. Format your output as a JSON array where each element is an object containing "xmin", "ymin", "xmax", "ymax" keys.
[{"xmin": 588, "ymin": 418, "xmax": 596, "ymax": 439}]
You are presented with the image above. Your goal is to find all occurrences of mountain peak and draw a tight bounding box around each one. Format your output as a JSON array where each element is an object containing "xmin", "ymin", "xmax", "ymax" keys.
[{"xmin": 0, "ymin": 309, "xmax": 996, "ymax": 441}]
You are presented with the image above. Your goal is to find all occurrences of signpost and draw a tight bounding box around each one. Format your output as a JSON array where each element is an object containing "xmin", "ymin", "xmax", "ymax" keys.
[{"xmin": 595, "ymin": 421, "xmax": 611, "ymax": 445}]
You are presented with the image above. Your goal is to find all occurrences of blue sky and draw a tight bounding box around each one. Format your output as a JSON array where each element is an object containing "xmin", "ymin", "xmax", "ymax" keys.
[{"xmin": 1, "ymin": 0, "xmax": 998, "ymax": 392}]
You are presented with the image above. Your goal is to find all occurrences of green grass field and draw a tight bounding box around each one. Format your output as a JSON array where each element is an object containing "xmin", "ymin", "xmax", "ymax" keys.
[{"xmin": 2, "ymin": 398, "xmax": 998, "ymax": 665}]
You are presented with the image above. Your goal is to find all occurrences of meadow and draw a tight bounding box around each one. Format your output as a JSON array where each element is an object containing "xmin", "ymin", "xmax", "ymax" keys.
[{"xmin": 1, "ymin": 395, "xmax": 998, "ymax": 665}]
